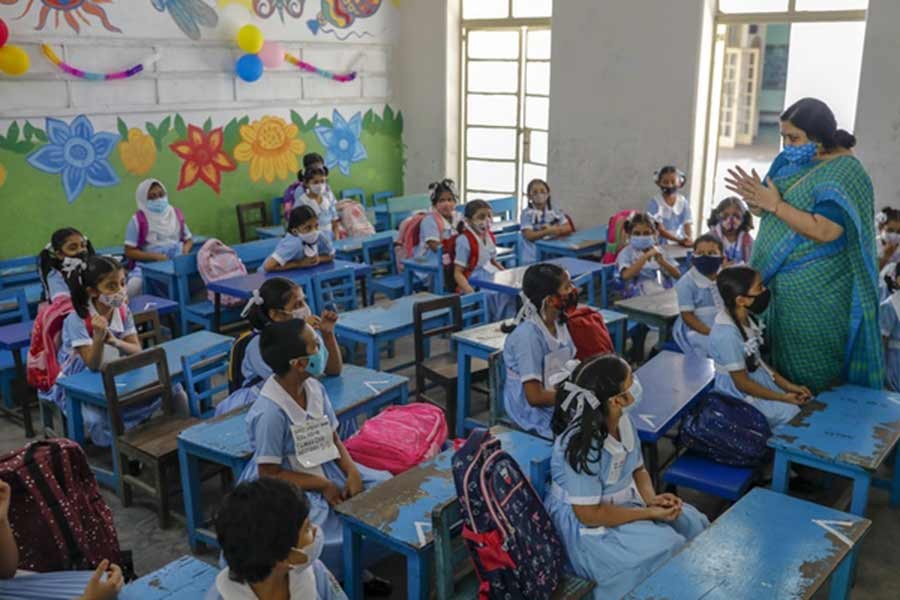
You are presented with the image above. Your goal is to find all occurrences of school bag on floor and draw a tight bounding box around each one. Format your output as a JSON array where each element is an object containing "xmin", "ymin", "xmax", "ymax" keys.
[
  {"xmin": 452, "ymin": 428, "xmax": 565, "ymax": 600},
  {"xmin": 344, "ymin": 403, "xmax": 447, "ymax": 475},
  {"xmin": 565, "ymin": 306, "xmax": 614, "ymax": 360},
  {"xmin": 335, "ymin": 199, "xmax": 375, "ymax": 238},
  {"xmin": 601, "ymin": 209, "xmax": 637, "ymax": 264},
  {"xmin": 0, "ymin": 439, "xmax": 121, "ymax": 572},
  {"xmin": 197, "ymin": 238, "xmax": 248, "ymax": 307},
  {"xmin": 678, "ymin": 392, "xmax": 773, "ymax": 467}
]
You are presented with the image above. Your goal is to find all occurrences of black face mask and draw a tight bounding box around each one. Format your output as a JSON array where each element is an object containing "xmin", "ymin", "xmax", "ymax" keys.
[
  {"xmin": 746, "ymin": 289, "xmax": 771, "ymax": 314},
  {"xmin": 660, "ymin": 185, "xmax": 678, "ymax": 196},
  {"xmin": 692, "ymin": 255, "xmax": 723, "ymax": 277}
]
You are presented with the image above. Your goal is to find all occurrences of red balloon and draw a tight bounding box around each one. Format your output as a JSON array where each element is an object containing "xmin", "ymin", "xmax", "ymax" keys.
[{"xmin": 0, "ymin": 18, "xmax": 8, "ymax": 48}]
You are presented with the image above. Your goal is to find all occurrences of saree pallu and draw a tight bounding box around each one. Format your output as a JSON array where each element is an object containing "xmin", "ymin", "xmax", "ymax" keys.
[{"xmin": 750, "ymin": 154, "xmax": 882, "ymax": 393}]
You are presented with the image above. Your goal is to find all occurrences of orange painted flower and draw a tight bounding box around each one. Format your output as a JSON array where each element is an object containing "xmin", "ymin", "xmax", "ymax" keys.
[
  {"xmin": 233, "ymin": 115, "xmax": 305, "ymax": 183},
  {"xmin": 169, "ymin": 124, "xmax": 236, "ymax": 193},
  {"xmin": 118, "ymin": 128, "xmax": 157, "ymax": 176},
  {"xmin": 0, "ymin": 163, "xmax": 6, "ymax": 189}
]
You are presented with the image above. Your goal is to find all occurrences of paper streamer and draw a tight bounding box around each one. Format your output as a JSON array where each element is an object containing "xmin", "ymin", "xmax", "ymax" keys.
[
  {"xmin": 41, "ymin": 44, "xmax": 160, "ymax": 81},
  {"xmin": 284, "ymin": 52, "xmax": 356, "ymax": 83}
]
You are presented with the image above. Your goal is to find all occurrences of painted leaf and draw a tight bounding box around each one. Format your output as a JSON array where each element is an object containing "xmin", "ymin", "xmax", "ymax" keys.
[
  {"xmin": 362, "ymin": 110, "xmax": 374, "ymax": 133},
  {"xmin": 394, "ymin": 111, "xmax": 403, "ymax": 136},
  {"xmin": 12, "ymin": 141, "xmax": 34, "ymax": 154},
  {"xmin": 174, "ymin": 114, "xmax": 187, "ymax": 138},
  {"xmin": 0, "ymin": 135, "xmax": 7, "ymax": 150},
  {"xmin": 300, "ymin": 113, "xmax": 319, "ymax": 134},
  {"xmin": 23, "ymin": 122, "xmax": 34, "ymax": 142},
  {"xmin": 158, "ymin": 116, "xmax": 171, "ymax": 139},
  {"xmin": 239, "ymin": 116, "xmax": 250, "ymax": 126},
  {"xmin": 318, "ymin": 118, "xmax": 332, "ymax": 129},
  {"xmin": 6, "ymin": 122, "xmax": 19, "ymax": 143},
  {"xmin": 203, "ymin": 117, "xmax": 213, "ymax": 132},
  {"xmin": 383, "ymin": 105, "xmax": 394, "ymax": 125},
  {"xmin": 290, "ymin": 110, "xmax": 303, "ymax": 131},
  {"xmin": 34, "ymin": 129, "xmax": 48, "ymax": 143},
  {"xmin": 116, "ymin": 118, "xmax": 129, "ymax": 140},
  {"xmin": 223, "ymin": 119, "xmax": 239, "ymax": 154}
]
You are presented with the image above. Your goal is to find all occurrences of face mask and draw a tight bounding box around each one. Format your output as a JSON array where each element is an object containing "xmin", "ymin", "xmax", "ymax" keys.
[
  {"xmin": 557, "ymin": 290, "xmax": 578, "ymax": 311},
  {"xmin": 660, "ymin": 186, "xmax": 678, "ymax": 196},
  {"xmin": 100, "ymin": 290, "xmax": 127, "ymax": 308},
  {"xmin": 291, "ymin": 306, "xmax": 312, "ymax": 320},
  {"xmin": 531, "ymin": 192, "xmax": 548, "ymax": 206},
  {"xmin": 294, "ymin": 343, "xmax": 328, "ymax": 378},
  {"xmin": 692, "ymin": 255, "xmax": 723, "ymax": 277},
  {"xmin": 298, "ymin": 231, "xmax": 319, "ymax": 244},
  {"xmin": 623, "ymin": 376, "xmax": 643, "ymax": 414},
  {"xmin": 472, "ymin": 219, "xmax": 489, "ymax": 233},
  {"xmin": 723, "ymin": 216, "xmax": 742, "ymax": 231},
  {"xmin": 146, "ymin": 196, "xmax": 169, "ymax": 214},
  {"xmin": 883, "ymin": 232, "xmax": 900, "ymax": 245},
  {"xmin": 630, "ymin": 235, "xmax": 655, "ymax": 250},
  {"xmin": 782, "ymin": 142, "xmax": 817, "ymax": 165},
  {"xmin": 746, "ymin": 289, "xmax": 771, "ymax": 315},
  {"xmin": 309, "ymin": 183, "xmax": 326, "ymax": 196},
  {"xmin": 290, "ymin": 525, "xmax": 324, "ymax": 573}
]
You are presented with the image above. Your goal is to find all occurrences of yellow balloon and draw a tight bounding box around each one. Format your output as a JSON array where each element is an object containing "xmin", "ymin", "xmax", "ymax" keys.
[
  {"xmin": 0, "ymin": 45, "xmax": 30, "ymax": 77},
  {"xmin": 236, "ymin": 25, "xmax": 264, "ymax": 54}
]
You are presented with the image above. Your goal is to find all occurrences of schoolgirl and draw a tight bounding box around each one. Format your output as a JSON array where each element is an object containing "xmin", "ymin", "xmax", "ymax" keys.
[
  {"xmin": 263, "ymin": 206, "xmax": 335, "ymax": 273},
  {"xmin": 38, "ymin": 227, "xmax": 95, "ymax": 301},
  {"xmin": 519, "ymin": 178, "xmax": 573, "ymax": 264},
  {"xmin": 672, "ymin": 234, "xmax": 725, "ymax": 357}
]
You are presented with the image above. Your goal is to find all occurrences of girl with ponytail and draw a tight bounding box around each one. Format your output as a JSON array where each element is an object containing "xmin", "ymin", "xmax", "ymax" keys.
[{"xmin": 37, "ymin": 228, "xmax": 95, "ymax": 301}]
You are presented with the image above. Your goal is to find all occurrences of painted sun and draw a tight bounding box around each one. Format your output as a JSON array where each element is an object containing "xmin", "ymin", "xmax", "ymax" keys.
[{"xmin": 0, "ymin": 0, "xmax": 123, "ymax": 34}]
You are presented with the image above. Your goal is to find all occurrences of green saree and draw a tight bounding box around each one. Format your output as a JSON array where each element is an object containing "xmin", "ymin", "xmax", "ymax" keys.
[{"xmin": 750, "ymin": 154, "xmax": 883, "ymax": 393}]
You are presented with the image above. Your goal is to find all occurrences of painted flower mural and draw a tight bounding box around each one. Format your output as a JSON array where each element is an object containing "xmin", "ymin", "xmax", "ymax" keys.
[
  {"xmin": 0, "ymin": 0, "xmax": 122, "ymax": 34},
  {"xmin": 118, "ymin": 128, "xmax": 157, "ymax": 176},
  {"xmin": 169, "ymin": 124, "xmax": 236, "ymax": 193},
  {"xmin": 234, "ymin": 115, "xmax": 305, "ymax": 183},
  {"xmin": 150, "ymin": 0, "xmax": 218, "ymax": 41},
  {"xmin": 26, "ymin": 115, "xmax": 120, "ymax": 204},
  {"xmin": 315, "ymin": 110, "xmax": 367, "ymax": 176},
  {"xmin": 0, "ymin": 163, "xmax": 6, "ymax": 189}
]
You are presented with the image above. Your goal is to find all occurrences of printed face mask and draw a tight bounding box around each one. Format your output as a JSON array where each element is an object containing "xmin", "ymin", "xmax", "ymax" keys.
[
  {"xmin": 782, "ymin": 142, "xmax": 817, "ymax": 165},
  {"xmin": 100, "ymin": 290, "xmax": 127, "ymax": 308},
  {"xmin": 660, "ymin": 185, "xmax": 678, "ymax": 196},
  {"xmin": 723, "ymin": 215, "xmax": 742, "ymax": 231}
]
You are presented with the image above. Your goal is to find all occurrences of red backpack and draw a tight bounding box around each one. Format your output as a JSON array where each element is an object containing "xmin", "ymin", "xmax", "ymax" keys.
[
  {"xmin": 601, "ymin": 209, "xmax": 637, "ymax": 264},
  {"xmin": 446, "ymin": 228, "xmax": 496, "ymax": 293},
  {"xmin": 566, "ymin": 306, "xmax": 614, "ymax": 360}
]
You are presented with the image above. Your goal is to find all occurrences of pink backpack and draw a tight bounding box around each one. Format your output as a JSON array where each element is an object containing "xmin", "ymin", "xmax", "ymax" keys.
[
  {"xmin": 601, "ymin": 209, "xmax": 638, "ymax": 264},
  {"xmin": 344, "ymin": 404, "xmax": 448, "ymax": 475},
  {"xmin": 394, "ymin": 210, "xmax": 443, "ymax": 273},
  {"xmin": 335, "ymin": 199, "xmax": 375, "ymax": 238},
  {"xmin": 197, "ymin": 239, "xmax": 247, "ymax": 307}
]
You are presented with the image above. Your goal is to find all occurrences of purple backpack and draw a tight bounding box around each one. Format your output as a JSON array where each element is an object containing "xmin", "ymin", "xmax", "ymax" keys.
[
  {"xmin": 452, "ymin": 429, "xmax": 564, "ymax": 599},
  {"xmin": 282, "ymin": 182, "xmax": 303, "ymax": 219}
]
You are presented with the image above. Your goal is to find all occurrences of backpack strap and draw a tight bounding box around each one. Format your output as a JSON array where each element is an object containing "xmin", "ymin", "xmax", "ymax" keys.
[
  {"xmin": 174, "ymin": 207, "xmax": 186, "ymax": 241},
  {"xmin": 462, "ymin": 229, "xmax": 480, "ymax": 280},
  {"xmin": 135, "ymin": 211, "xmax": 148, "ymax": 250},
  {"xmin": 84, "ymin": 305, "xmax": 127, "ymax": 338}
]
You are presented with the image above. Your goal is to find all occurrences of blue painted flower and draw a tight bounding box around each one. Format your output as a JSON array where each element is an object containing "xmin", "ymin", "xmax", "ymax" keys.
[
  {"xmin": 314, "ymin": 110, "xmax": 368, "ymax": 176},
  {"xmin": 27, "ymin": 115, "xmax": 120, "ymax": 204}
]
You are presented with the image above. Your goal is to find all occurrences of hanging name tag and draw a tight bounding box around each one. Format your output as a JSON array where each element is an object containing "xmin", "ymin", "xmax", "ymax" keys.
[
  {"xmin": 543, "ymin": 347, "xmax": 573, "ymax": 388},
  {"xmin": 605, "ymin": 447, "xmax": 627, "ymax": 485},
  {"xmin": 291, "ymin": 417, "xmax": 339, "ymax": 469}
]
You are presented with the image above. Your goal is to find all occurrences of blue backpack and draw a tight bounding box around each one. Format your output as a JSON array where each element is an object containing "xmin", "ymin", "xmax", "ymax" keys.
[
  {"xmin": 452, "ymin": 429, "xmax": 564, "ymax": 600},
  {"xmin": 679, "ymin": 392, "xmax": 773, "ymax": 467}
]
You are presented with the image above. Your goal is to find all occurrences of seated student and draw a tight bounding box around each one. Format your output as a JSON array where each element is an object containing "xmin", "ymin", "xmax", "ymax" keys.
[
  {"xmin": 880, "ymin": 263, "xmax": 900, "ymax": 392},
  {"xmin": 124, "ymin": 178, "xmax": 193, "ymax": 298},
  {"xmin": 454, "ymin": 200, "xmax": 515, "ymax": 321},
  {"xmin": 0, "ymin": 480, "xmax": 124, "ymax": 600},
  {"xmin": 616, "ymin": 212, "xmax": 680, "ymax": 298},
  {"xmin": 545, "ymin": 355, "xmax": 708, "ymax": 599},
  {"xmin": 647, "ymin": 166, "xmax": 693, "ymax": 247},
  {"xmin": 42, "ymin": 256, "xmax": 169, "ymax": 446},
  {"xmin": 709, "ymin": 266, "xmax": 812, "ymax": 428},
  {"xmin": 213, "ymin": 478, "xmax": 346, "ymax": 600},
  {"xmin": 263, "ymin": 206, "xmax": 335, "ymax": 273},
  {"xmin": 877, "ymin": 207, "xmax": 900, "ymax": 271},
  {"xmin": 672, "ymin": 235, "xmax": 724, "ymax": 358},
  {"xmin": 707, "ymin": 196, "xmax": 754, "ymax": 265},
  {"xmin": 38, "ymin": 228, "xmax": 95, "ymax": 302},
  {"xmin": 237, "ymin": 319, "xmax": 391, "ymax": 589},
  {"xmin": 294, "ymin": 167, "xmax": 339, "ymax": 242},
  {"xmin": 519, "ymin": 178, "xmax": 573, "ymax": 264},
  {"xmin": 282, "ymin": 153, "xmax": 331, "ymax": 222},
  {"xmin": 216, "ymin": 277, "xmax": 341, "ymax": 415},
  {"xmin": 501, "ymin": 263, "xmax": 578, "ymax": 439},
  {"xmin": 413, "ymin": 179, "xmax": 462, "ymax": 285}
]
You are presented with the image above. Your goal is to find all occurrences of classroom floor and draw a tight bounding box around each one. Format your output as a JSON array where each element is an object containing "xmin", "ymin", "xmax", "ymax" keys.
[{"xmin": 2, "ymin": 328, "xmax": 899, "ymax": 598}]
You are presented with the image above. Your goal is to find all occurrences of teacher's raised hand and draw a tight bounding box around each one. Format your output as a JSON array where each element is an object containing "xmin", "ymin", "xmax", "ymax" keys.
[{"xmin": 725, "ymin": 165, "xmax": 782, "ymax": 214}]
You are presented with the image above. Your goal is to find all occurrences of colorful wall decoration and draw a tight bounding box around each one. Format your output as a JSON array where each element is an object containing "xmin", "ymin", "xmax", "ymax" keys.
[
  {"xmin": 0, "ymin": 106, "xmax": 404, "ymax": 257},
  {"xmin": 0, "ymin": 0, "xmax": 122, "ymax": 33},
  {"xmin": 150, "ymin": 0, "xmax": 219, "ymax": 41}
]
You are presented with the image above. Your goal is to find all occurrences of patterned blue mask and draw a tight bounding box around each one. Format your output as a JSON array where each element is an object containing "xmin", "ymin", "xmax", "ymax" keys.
[{"xmin": 782, "ymin": 142, "xmax": 817, "ymax": 165}]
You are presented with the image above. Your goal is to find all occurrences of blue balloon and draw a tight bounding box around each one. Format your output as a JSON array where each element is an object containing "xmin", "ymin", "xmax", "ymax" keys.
[{"xmin": 235, "ymin": 54, "xmax": 264, "ymax": 82}]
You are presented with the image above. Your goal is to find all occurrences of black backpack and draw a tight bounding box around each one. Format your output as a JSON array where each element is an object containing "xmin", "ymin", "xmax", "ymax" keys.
[{"xmin": 227, "ymin": 330, "xmax": 259, "ymax": 393}]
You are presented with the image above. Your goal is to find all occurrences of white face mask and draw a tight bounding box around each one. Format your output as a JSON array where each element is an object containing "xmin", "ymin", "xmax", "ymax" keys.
[
  {"xmin": 309, "ymin": 183, "xmax": 326, "ymax": 196},
  {"xmin": 290, "ymin": 525, "xmax": 324, "ymax": 573},
  {"xmin": 472, "ymin": 219, "xmax": 489, "ymax": 233},
  {"xmin": 623, "ymin": 376, "xmax": 643, "ymax": 414},
  {"xmin": 291, "ymin": 305, "xmax": 312, "ymax": 320},
  {"xmin": 99, "ymin": 290, "xmax": 127, "ymax": 308},
  {"xmin": 884, "ymin": 232, "xmax": 900, "ymax": 245},
  {"xmin": 297, "ymin": 231, "xmax": 320, "ymax": 244},
  {"xmin": 531, "ymin": 192, "xmax": 548, "ymax": 206}
]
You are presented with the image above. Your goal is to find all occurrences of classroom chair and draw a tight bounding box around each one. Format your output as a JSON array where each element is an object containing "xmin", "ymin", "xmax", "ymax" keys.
[
  {"xmin": 460, "ymin": 292, "xmax": 489, "ymax": 328},
  {"xmin": 662, "ymin": 452, "xmax": 756, "ymax": 503},
  {"xmin": 270, "ymin": 196, "xmax": 284, "ymax": 226},
  {"xmin": 431, "ymin": 497, "xmax": 595, "ymax": 600},
  {"xmin": 133, "ymin": 309, "xmax": 164, "ymax": 348},
  {"xmin": 235, "ymin": 201, "xmax": 268, "ymax": 243},
  {"xmin": 386, "ymin": 194, "xmax": 431, "ymax": 229},
  {"xmin": 485, "ymin": 196, "xmax": 519, "ymax": 226},
  {"xmin": 180, "ymin": 340, "xmax": 232, "ymax": 418},
  {"xmin": 487, "ymin": 350, "xmax": 519, "ymax": 432},
  {"xmin": 313, "ymin": 269, "xmax": 358, "ymax": 313},
  {"xmin": 413, "ymin": 295, "xmax": 488, "ymax": 434},
  {"xmin": 341, "ymin": 188, "xmax": 366, "ymax": 205},
  {"xmin": 0, "ymin": 255, "xmax": 40, "ymax": 290},
  {"xmin": 101, "ymin": 348, "xmax": 200, "ymax": 528},
  {"xmin": 362, "ymin": 237, "xmax": 406, "ymax": 304},
  {"xmin": 372, "ymin": 191, "xmax": 395, "ymax": 231},
  {"xmin": 0, "ymin": 289, "xmax": 30, "ymax": 414},
  {"xmin": 494, "ymin": 230, "xmax": 520, "ymax": 267}
]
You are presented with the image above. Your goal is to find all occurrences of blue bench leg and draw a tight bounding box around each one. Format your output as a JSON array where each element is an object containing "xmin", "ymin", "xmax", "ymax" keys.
[
  {"xmin": 771, "ymin": 451, "xmax": 790, "ymax": 495},
  {"xmin": 365, "ymin": 340, "xmax": 379, "ymax": 371},
  {"xmin": 407, "ymin": 548, "xmax": 431, "ymax": 600},
  {"xmin": 343, "ymin": 523, "xmax": 362, "ymax": 600},
  {"xmin": 891, "ymin": 445, "xmax": 900, "ymax": 508},
  {"xmin": 178, "ymin": 446, "xmax": 203, "ymax": 553},
  {"xmin": 829, "ymin": 550, "xmax": 853, "ymax": 600}
]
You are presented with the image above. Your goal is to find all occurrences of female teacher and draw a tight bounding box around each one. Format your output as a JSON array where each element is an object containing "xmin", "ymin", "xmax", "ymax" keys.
[{"xmin": 725, "ymin": 97, "xmax": 882, "ymax": 393}]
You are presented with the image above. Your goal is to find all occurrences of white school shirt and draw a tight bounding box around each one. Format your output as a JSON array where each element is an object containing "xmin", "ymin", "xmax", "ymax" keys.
[{"xmin": 646, "ymin": 193, "xmax": 692, "ymax": 241}]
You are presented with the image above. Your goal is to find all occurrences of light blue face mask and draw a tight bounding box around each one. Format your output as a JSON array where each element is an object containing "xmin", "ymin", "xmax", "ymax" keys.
[
  {"xmin": 146, "ymin": 196, "xmax": 169, "ymax": 214},
  {"xmin": 630, "ymin": 235, "xmax": 655, "ymax": 250},
  {"xmin": 295, "ymin": 342, "xmax": 329, "ymax": 377},
  {"xmin": 782, "ymin": 142, "xmax": 817, "ymax": 165},
  {"xmin": 623, "ymin": 376, "xmax": 643, "ymax": 414}
]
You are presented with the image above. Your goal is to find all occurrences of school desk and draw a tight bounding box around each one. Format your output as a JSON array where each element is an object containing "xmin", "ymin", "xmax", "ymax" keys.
[
  {"xmin": 255, "ymin": 228, "xmax": 400, "ymax": 262},
  {"xmin": 55, "ymin": 330, "xmax": 231, "ymax": 489},
  {"xmin": 120, "ymin": 555, "xmax": 218, "ymax": 600},
  {"xmin": 614, "ymin": 288, "xmax": 680, "ymax": 350},
  {"xmin": 255, "ymin": 224, "xmax": 284, "ymax": 239},
  {"xmin": 333, "ymin": 292, "xmax": 446, "ymax": 371},
  {"xmin": 451, "ymin": 309, "xmax": 629, "ymax": 438},
  {"xmin": 0, "ymin": 319, "xmax": 34, "ymax": 437},
  {"xmin": 468, "ymin": 256, "xmax": 610, "ymax": 307},
  {"xmin": 401, "ymin": 247, "xmax": 515, "ymax": 295},
  {"xmin": 624, "ymin": 487, "xmax": 870, "ymax": 600},
  {"xmin": 128, "ymin": 294, "xmax": 179, "ymax": 317},
  {"xmin": 769, "ymin": 384, "xmax": 900, "ymax": 517},
  {"xmin": 205, "ymin": 260, "xmax": 373, "ymax": 331},
  {"xmin": 177, "ymin": 364, "xmax": 409, "ymax": 551},
  {"xmin": 337, "ymin": 426, "xmax": 552, "ymax": 600},
  {"xmin": 633, "ymin": 350, "xmax": 714, "ymax": 487},
  {"xmin": 535, "ymin": 224, "xmax": 608, "ymax": 260}
]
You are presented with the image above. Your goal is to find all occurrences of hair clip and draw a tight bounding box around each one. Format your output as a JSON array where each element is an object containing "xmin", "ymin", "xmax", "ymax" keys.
[
  {"xmin": 561, "ymin": 381, "xmax": 601, "ymax": 418},
  {"xmin": 240, "ymin": 288, "xmax": 265, "ymax": 318},
  {"xmin": 876, "ymin": 212, "xmax": 888, "ymax": 225}
]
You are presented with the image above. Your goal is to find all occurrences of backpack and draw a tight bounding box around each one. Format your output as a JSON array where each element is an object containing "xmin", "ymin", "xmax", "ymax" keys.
[
  {"xmin": 335, "ymin": 199, "xmax": 375, "ymax": 238},
  {"xmin": 601, "ymin": 209, "xmax": 637, "ymax": 264},
  {"xmin": 197, "ymin": 239, "xmax": 248, "ymax": 307},
  {"xmin": 128, "ymin": 208, "xmax": 187, "ymax": 269},
  {"xmin": 565, "ymin": 306, "xmax": 614, "ymax": 360},
  {"xmin": 344, "ymin": 404, "xmax": 447, "ymax": 474},
  {"xmin": 227, "ymin": 330, "xmax": 258, "ymax": 394},
  {"xmin": 27, "ymin": 296, "xmax": 74, "ymax": 392},
  {"xmin": 0, "ymin": 439, "xmax": 121, "ymax": 572},
  {"xmin": 678, "ymin": 392, "xmax": 773, "ymax": 467},
  {"xmin": 452, "ymin": 429, "xmax": 564, "ymax": 600},
  {"xmin": 395, "ymin": 210, "xmax": 442, "ymax": 272},
  {"xmin": 282, "ymin": 182, "xmax": 303, "ymax": 219}
]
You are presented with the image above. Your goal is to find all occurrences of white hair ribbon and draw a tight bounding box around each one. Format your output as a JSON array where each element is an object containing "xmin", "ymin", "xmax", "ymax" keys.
[
  {"xmin": 876, "ymin": 212, "xmax": 889, "ymax": 225},
  {"xmin": 44, "ymin": 242, "xmax": 53, "ymax": 251},
  {"xmin": 240, "ymin": 288, "xmax": 265, "ymax": 318},
  {"xmin": 561, "ymin": 381, "xmax": 601, "ymax": 419},
  {"xmin": 513, "ymin": 291, "xmax": 538, "ymax": 325},
  {"xmin": 60, "ymin": 256, "xmax": 85, "ymax": 277}
]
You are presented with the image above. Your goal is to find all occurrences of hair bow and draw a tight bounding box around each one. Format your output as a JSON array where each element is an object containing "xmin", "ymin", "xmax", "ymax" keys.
[
  {"xmin": 512, "ymin": 291, "xmax": 538, "ymax": 325},
  {"xmin": 240, "ymin": 288, "xmax": 264, "ymax": 318},
  {"xmin": 876, "ymin": 212, "xmax": 889, "ymax": 225},
  {"xmin": 561, "ymin": 381, "xmax": 600, "ymax": 418}
]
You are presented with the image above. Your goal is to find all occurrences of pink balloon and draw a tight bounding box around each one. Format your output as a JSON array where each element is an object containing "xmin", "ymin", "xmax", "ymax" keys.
[
  {"xmin": 0, "ymin": 18, "xmax": 8, "ymax": 48},
  {"xmin": 258, "ymin": 41, "xmax": 285, "ymax": 69}
]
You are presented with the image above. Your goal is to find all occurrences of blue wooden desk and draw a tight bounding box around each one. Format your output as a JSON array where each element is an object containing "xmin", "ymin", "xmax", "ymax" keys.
[
  {"xmin": 535, "ymin": 224, "xmax": 607, "ymax": 260},
  {"xmin": 614, "ymin": 289, "xmax": 680, "ymax": 351},
  {"xmin": 769, "ymin": 385, "xmax": 900, "ymax": 517},
  {"xmin": 624, "ymin": 487, "xmax": 870, "ymax": 600},
  {"xmin": 55, "ymin": 331, "xmax": 232, "ymax": 489},
  {"xmin": 401, "ymin": 247, "xmax": 515, "ymax": 295},
  {"xmin": 451, "ymin": 309, "xmax": 629, "ymax": 438},
  {"xmin": 469, "ymin": 256, "xmax": 612, "ymax": 307},
  {"xmin": 337, "ymin": 427, "xmax": 551, "ymax": 600},
  {"xmin": 634, "ymin": 350, "xmax": 714, "ymax": 485},
  {"xmin": 120, "ymin": 555, "xmax": 218, "ymax": 599},
  {"xmin": 333, "ymin": 230, "xmax": 398, "ymax": 262},
  {"xmin": 256, "ymin": 224, "xmax": 284, "ymax": 239},
  {"xmin": 206, "ymin": 260, "xmax": 373, "ymax": 330},
  {"xmin": 177, "ymin": 364, "xmax": 409, "ymax": 551},
  {"xmin": 0, "ymin": 319, "xmax": 34, "ymax": 436},
  {"xmin": 129, "ymin": 294, "xmax": 179, "ymax": 317},
  {"xmin": 334, "ymin": 292, "xmax": 442, "ymax": 371}
]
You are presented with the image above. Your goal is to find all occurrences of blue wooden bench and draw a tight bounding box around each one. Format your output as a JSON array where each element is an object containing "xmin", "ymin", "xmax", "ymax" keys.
[
  {"xmin": 384, "ymin": 193, "xmax": 431, "ymax": 229},
  {"xmin": 663, "ymin": 453, "xmax": 756, "ymax": 502},
  {"xmin": 120, "ymin": 555, "xmax": 218, "ymax": 599},
  {"xmin": 270, "ymin": 195, "xmax": 284, "ymax": 225},
  {"xmin": 372, "ymin": 190, "xmax": 396, "ymax": 231},
  {"xmin": 362, "ymin": 236, "xmax": 406, "ymax": 303},
  {"xmin": 0, "ymin": 255, "xmax": 40, "ymax": 290},
  {"xmin": 180, "ymin": 339, "xmax": 231, "ymax": 418},
  {"xmin": 341, "ymin": 187, "xmax": 366, "ymax": 205}
]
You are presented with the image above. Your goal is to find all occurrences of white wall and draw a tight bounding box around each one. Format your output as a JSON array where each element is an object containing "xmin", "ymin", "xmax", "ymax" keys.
[{"xmin": 855, "ymin": 0, "xmax": 900, "ymax": 207}]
